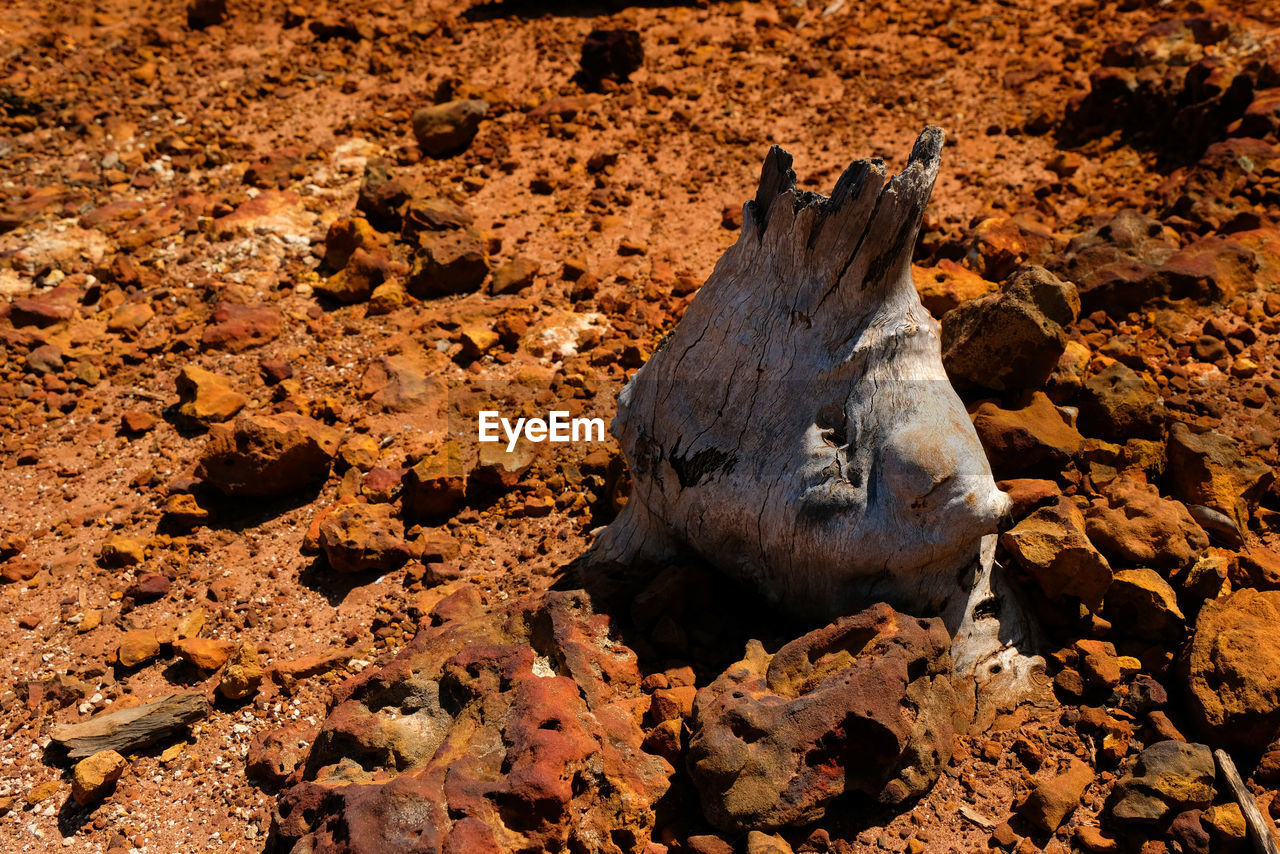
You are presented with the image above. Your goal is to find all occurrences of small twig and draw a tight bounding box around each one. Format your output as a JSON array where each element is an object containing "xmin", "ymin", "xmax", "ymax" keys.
[
  {"xmin": 958, "ymin": 805, "xmax": 995, "ymax": 829},
  {"xmin": 1215, "ymin": 748, "xmax": 1280, "ymax": 854},
  {"xmin": 123, "ymin": 387, "xmax": 168, "ymax": 402}
]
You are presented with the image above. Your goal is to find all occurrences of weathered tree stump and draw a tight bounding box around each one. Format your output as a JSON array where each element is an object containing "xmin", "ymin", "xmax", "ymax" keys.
[{"xmin": 589, "ymin": 127, "xmax": 1049, "ymax": 722}]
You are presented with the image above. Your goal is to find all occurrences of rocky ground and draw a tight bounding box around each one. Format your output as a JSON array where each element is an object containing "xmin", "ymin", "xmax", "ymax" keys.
[{"xmin": 2, "ymin": 0, "xmax": 1280, "ymax": 852}]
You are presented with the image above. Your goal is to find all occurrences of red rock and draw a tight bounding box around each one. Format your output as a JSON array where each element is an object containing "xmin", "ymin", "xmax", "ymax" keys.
[
  {"xmin": 1078, "ymin": 362, "xmax": 1167, "ymax": 441},
  {"xmin": 244, "ymin": 147, "xmax": 306, "ymax": 189},
  {"xmin": 273, "ymin": 591, "xmax": 670, "ymax": 853},
  {"xmin": 1166, "ymin": 423, "xmax": 1273, "ymax": 530},
  {"xmin": 911, "ymin": 260, "xmax": 998, "ymax": 317},
  {"xmin": 117, "ymin": 629, "xmax": 161, "ymax": 667},
  {"xmin": 358, "ymin": 351, "xmax": 447, "ymax": 413},
  {"xmin": 197, "ymin": 413, "xmax": 340, "ymax": 497},
  {"xmin": 126, "ymin": 573, "xmax": 171, "ymax": 601},
  {"xmin": 9, "ymin": 286, "xmax": 78, "ymax": 328},
  {"xmin": 120, "ymin": 410, "xmax": 158, "ymax": 435},
  {"xmin": 973, "ymin": 392, "xmax": 1083, "ymax": 479},
  {"xmin": 0, "ymin": 559, "xmax": 40, "ymax": 584},
  {"xmin": 106, "ymin": 300, "xmax": 154, "ymax": 334},
  {"xmin": 173, "ymin": 637, "xmax": 234, "ymax": 670},
  {"xmin": 200, "ymin": 302, "xmax": 282, "ymax": 352},
  {"xmin": 406, "ymin": 228, "xmax": 491, "ymax": 297},
  {"xmin": 411, "ymin": 99, "xmax": 488, "ymax": 157},
  {"xmin": 489, "ymin": 256, "xmax": 539, "ymax": 295},
  {"xmin": 1019, "ymin": 755, "xmax": 1094, "ymax": 831},
  {"xmin": 174, "ymin": 365, "xmax": 247, "ymax": 428},
  {"xmin": 688, "ymin": 603, "xmax": 957, "ymax": 831},
  {"xmin": 402, "ymin": 444, "xmax": 467, "ymax": 522},
  {"xmin": 317, "ymin": 502, "xmax": 410, "ymax": 573},
  {"xmin": 247, "ymin": 725, "xmax": 315, "ymax": 785}
]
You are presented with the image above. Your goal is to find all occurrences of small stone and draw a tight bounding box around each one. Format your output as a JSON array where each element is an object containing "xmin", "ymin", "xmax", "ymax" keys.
[
  {"xmin": 173, "ymin": 637, "xmax": 235, "ymax": 670},
  {"xmin": 1019, "ymin": 755, "xmax": 1095, "ymax": 831},
  {"xmin": 972, "ymin": 392, "xmax": 1083, "ymax": 479},
  {"xmin": 411, "ymin": 99, "xmax": 487, "ymax": 157},
  {"xmin": 120, "ymin": 409, "xmax": 158, "ymax": 435},
  {"xmin": 911, "ymin": 260, "xmax": 998, "ymax": 317},
  {"xmin": 100, "ymin": 535, "xmax": 145, "ymax": 568},
  {"xmin": 126, "ymin": 573, "xmax": 171, "ymax": 602},
  {"xmin": 219, "ymin": 642, "xmax": 265, "ymax": 700},
  {"xmin": 579, "ymin": 29, "xmax": 644, "ymax": 84},
  {"xmin": 117, "ymin": 629, "xmax": 161, "ymax": 667},
  {"xmin": 402, "ymin": 444, "xmax": 467, "ymax": 522},
  {"xmin": 200, "ymin": 302, "xmax": 282, "ymax": 352},
  {"xmin": 1103, "ymin": 568, "xmax": 1184, "ymax": 641},
  {"xmin": 1111, "ymin": 741, "xmax": 1215, "ymax": 824},
  {"xmin": 26, "ymin": 343, "xmax": 63, "ymax": 375},
  {"xmin": 489, "ymin": 256, "xmax": 539, "ymax": 295},
  {"xmin": 318, "ymin": 502, "xmax": 410, "ymax": 573},
  {"xmin": 1001, "ymin": 497, "xmax": 1112, "ymax": 608},
  {"xmin": 71, "ymin": 750, "xmax": 127, "ymax": 805},
  {"xmin": 1075, "ymin": 826, "xmax": 1119, "ymax": 853},
  {"xmin": 1075, "ymin": 639, "xmax": 1122, "ymax": 689},
  {"xmin": 25, "ymin": 779, "xmax": 60, "ymax": 806},
  {"xmin": 942, "ymin": 265, "xmax": 1079, "ymax": 391},
  {"xmin": 746, "ymin": 831, "xmax": 793, "ymax": 854},
  {"xmin": 198, "ymin": 413, "xmax": 340, "ymax": 498},
  {"xmin": 1079, "ymin": 362, "xmax": 1167, "ymax": 440}
]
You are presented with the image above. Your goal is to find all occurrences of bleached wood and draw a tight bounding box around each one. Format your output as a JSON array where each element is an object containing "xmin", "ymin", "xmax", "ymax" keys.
[{"xmin": 590, "ymin": 128, "xmax": 1047, "ymax": 719}]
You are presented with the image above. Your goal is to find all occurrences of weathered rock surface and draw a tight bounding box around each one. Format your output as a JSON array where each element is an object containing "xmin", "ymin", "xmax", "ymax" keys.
[
  {"xmin": 273, "ymin": 590, "xmax": 671, "ymax": 854},
  {"xmin": 1084, "ymin": 479, "xmax": 1209, "ymax": 570},
  {"xmin": 942, "ymin": 265, "xmax": 1080, "ymax": 391},
  {"xmin": 1166, "ymin": 423, "xmax": 1274, "ymax": 531},
  {"xmin": 412, "ymin": 99, "xmax": 487, "ymax": 157},
  {"xmin": 1078, "ymin": 362, "xmax": 1167, "ymax": 440},
  {"xmin": 317, "ymin": 502, "xmax": 409, "ymax": 573},
  {"xmin": 1186, "ymin": 589, "xmax": 1280, "ymax": 747},
  {"xmin": 174, "ymin": 365, "xmax": 247, "ymax": 429},
  {"xmin": 1111, "ymin": 741, "xmax": 1215, "ymax": 824},
  {"xmin": 1103, "ymin": 567, "xmax": 1185, "ymax": 641},
  {"xmin": 687, "ymin": 604, "xmax": 958, "ymax": 832},
  {"xmin": 197, "ymin": 413, "xmax": 340, "ymax": 497},
  {"xmin": 71, "ymin": 749, "xmax": 127, "ymax": 806},
  {"xmin": 1001, "ymin": 497, "xmax": 1112, "ymax": 608},
  {"xmin": 972, "ymin": 391, "xmax": 1084, "ymax": 479},
  {"xmin": 1018, "ymin": 754, "xmax": 1094, "ymax": 831}
]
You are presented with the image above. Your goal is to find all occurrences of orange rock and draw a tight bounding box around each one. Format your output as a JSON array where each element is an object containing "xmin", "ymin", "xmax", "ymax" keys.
[
  {"xmin": 911, "ymin": 259, "xmax": 997, "ymax": 317},
  {"xmin": 117, "ymin": 629, "xmax": 161, "ymax": 667},
  {"xmin": 173, "ymin": 637, "xmax": 235, "ymax": 670}
]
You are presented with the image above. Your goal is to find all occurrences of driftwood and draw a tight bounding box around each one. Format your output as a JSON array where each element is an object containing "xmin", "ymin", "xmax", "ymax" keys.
[
  {"xmin": 590, "ymin": 127, "xmax": 1047, "ymax": 719},
  {"xmin": 51, "ymin": 692, "xmax": 210, "ymax": 758},
  {"xmin": 1215, "ymin": 749, "xmax": 1280, "ymax": 854}
]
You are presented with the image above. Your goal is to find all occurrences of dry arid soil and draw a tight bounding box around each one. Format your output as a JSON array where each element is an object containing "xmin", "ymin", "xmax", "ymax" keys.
[{"xmin": 3, "ymin": 0, "xmax": 1280, "ymax": 852}]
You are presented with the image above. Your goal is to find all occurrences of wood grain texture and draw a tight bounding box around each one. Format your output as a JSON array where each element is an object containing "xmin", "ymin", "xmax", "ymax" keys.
[
  {"xmin": 51, "ymin": 692, "xmax": 210, "ymax": 759},
  {"xmin": 590, "ymin": 128, "xmax": 1049, "ymax": 720}
]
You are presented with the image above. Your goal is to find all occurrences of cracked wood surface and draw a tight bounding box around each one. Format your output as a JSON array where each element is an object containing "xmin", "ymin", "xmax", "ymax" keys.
[{"xmin": 590, "ymin": 128, "xmax": 1050, "ymax": 722}]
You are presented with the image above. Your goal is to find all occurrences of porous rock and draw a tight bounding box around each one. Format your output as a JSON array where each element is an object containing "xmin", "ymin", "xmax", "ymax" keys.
[
  {"xmin": 273, "ymin": 590, "xmax": 671, "ymax": 854},
  {"xmin": 197, "ymin": 413, "xmax": 340, "ymax": 498},
  {"xmin": 1186, "ymin": 589, "xmax": 1280, "ymax": 747},
  {"xmin": 687, "ymin": 603, "xmax": 958, "ymax": 832},
  {"xmin": 1084, "ymin": 478, "xmax": 1208, "ymax": 570},
  {"xmin": 317, "ymin": 502, "xmax": 410, "ymax": 573}
]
